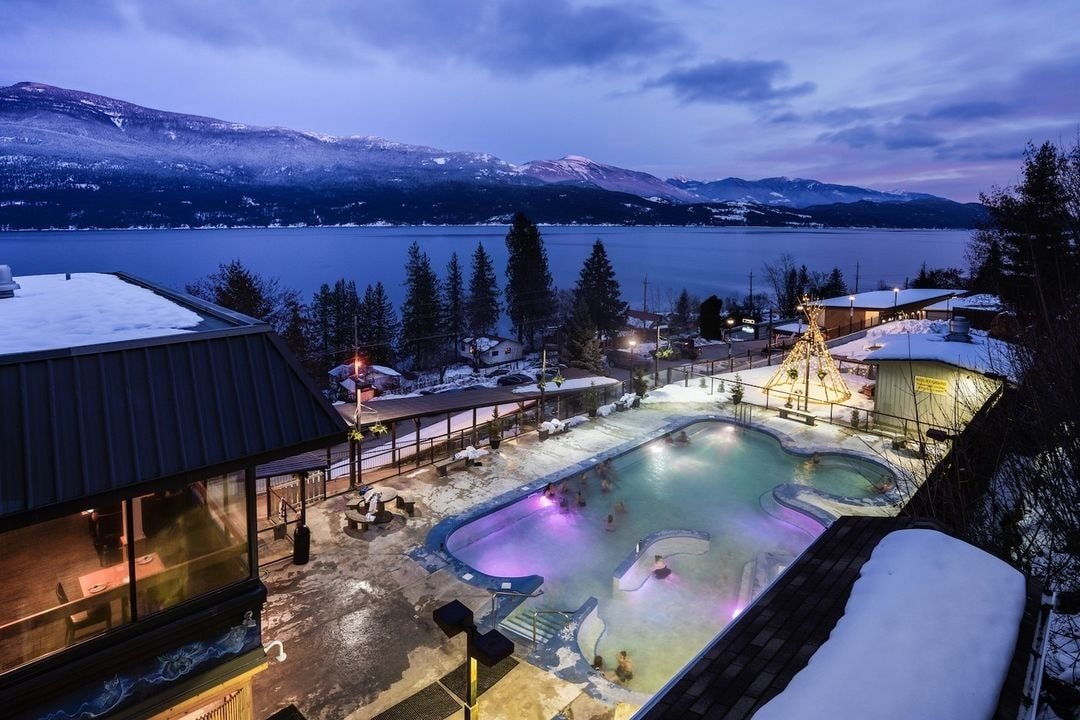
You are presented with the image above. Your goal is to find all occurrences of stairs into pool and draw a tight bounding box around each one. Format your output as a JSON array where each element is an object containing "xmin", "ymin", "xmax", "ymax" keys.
[{"xmin": 498, "ymin": 604, "xmax": 572, "ymax": 645}]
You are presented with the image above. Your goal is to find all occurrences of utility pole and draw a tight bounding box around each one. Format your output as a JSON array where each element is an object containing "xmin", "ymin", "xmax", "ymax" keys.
[
  {"xmin": 642, "ymin": 275, "xmax": 648, "ymax": 314},
  {"xmin": 748, "ymin": 270, "xmax": 753, "ymax": 318},
  {"xmin": 854, "ymin": 261, "xmax": 860, "ymax": 294}
]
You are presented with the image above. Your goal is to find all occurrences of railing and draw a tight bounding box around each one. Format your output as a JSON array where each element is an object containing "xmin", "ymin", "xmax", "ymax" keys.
[{"xmin": 531, "ymin": 610, "xmax": 575, "ymax": 647}]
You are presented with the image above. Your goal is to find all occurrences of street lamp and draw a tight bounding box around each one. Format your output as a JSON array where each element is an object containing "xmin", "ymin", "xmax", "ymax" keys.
[
  {"xmin": 893, "ymin": 287, "xmax": 899, "ymax": 318},
  {"xmin": 848, "ymin": 295, "xmax": 855, "ymax": 334},
  {"xmin": 433, "ymin": 600, "xmax": 514, "ymax": 720},
  {"xmin": 654, "ymin": 323, "xmax": 662, "ymax": 386}
]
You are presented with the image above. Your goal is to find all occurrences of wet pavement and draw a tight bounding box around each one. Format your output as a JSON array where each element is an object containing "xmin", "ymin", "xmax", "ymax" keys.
[{"xmin": 252, "ymin": 379, "xmax": 921, "ymax": 720}]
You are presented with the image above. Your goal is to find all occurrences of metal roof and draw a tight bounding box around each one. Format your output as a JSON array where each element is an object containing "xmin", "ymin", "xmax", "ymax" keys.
[{"xmin": 0, "ymin": 276, "xmax": 349, "ymax": 523}]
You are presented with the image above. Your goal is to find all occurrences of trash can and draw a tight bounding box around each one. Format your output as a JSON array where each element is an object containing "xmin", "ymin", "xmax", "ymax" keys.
[{"xmin": 292, "ymin": 524, "xmax": 311, "ymax": 565}]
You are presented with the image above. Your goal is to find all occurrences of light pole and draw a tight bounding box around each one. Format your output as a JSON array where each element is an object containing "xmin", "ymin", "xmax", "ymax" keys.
[
  {"xmin": 893, "ymin": 287, "xmax": 899, "ymax": 319},
  {"xmin": 654, "ymin": 322, "xmax": 662, "ymax": 386},
  {"xmin": 848, "ymin": 295, "xmax": 855, "ymax": 334},
  {"xmin": 433, "ymin": 600, "xmax": 514, "ymax": 720}
]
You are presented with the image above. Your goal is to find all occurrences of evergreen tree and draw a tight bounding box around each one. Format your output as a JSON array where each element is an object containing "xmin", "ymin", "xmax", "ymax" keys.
[
  {"xmin": 573, "ymin": 238, "xmax": 627, "ymax": 339},
  {"xmin": 973, "ymin": 140, "xmax": 1079, "ymax": 325},
  {"xmin": 186, "ymin": 259, "xmax": 311, "ymax": 371},
  {"xmin": 504, "ymin": 212, "xmax": 555, "ymax": 349},
  {"xmin": 308, "ymin": 283, "xmax": 336, "ymax": 372},
  {"xmin": 400, "ymin": 241, "xmax": 442, "ymax": 369},
  {"xmin": 564, "ymin": 298, "xmax": 605, "ymax": 374},
  {"xmin": 443, "ymin": 252, "xmax": 466, "ymax": 356},
  {"xmin": 698, "ymin": 295, "xmax": 723, "ymax": 339},
  {"xmin": 308, "ymin": 279, "xmax": 361, "ymax": 371},
  {"xmin": 360, "ymin": 281, "xmax": 399, "ymax": 367},
  {"xmin": 672, "ymin": 288, "xmax": 695, "ymax": 331},
  {"xmin": 467, "ymin": 242, "xmax": 500, "ymax": 335},
  {"xmin": 969, "ymin": 237, "xmax": 1005, "ymax": 295},
  {"xmin": 818, "ymin": 267, "xmax": 848, "ymax": 298}
]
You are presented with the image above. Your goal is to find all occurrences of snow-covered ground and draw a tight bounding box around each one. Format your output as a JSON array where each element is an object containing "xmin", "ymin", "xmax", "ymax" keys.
[{"xmin": 754, "ymin": 529, "xmax": 1027, "ymax": 720}]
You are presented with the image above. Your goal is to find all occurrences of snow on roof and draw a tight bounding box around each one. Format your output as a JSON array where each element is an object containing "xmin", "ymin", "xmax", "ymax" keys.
[
  {"xmin": 830, "ymin": 319, "xmax": 1012, "ymax": 377},
  {"xmin": 0, "ymin": 273, "xmax": 202, "ymax": 356},
  {"xmin": 923, "ymin": 293, "xmax": 1003, "ymax": 312},
  {"xmin": 820, "ymin": 288, "xmax": 964, "ymax": 309},
  {"xmin": 370, "ymin": 364, "xmax": 400, "ymax": 376},
  {"xmin": 753, "ymin": 529, "xmax": 1026, "ymax": 720},
  {"xmin": 463, "ymin": 335, "xmax": 519, "ymax": 352}
]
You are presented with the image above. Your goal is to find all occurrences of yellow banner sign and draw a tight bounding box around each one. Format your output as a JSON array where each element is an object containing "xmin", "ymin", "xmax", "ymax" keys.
[{"xmin": 914, "ymin": 376, "xmax": 948, "ymax": 395}]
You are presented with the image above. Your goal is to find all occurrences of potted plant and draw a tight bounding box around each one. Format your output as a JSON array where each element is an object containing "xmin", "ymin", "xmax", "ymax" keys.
[
  {"xmin": 731, "ymin": 373, "xmax": 745, "ymax": 405},
  {"xmin": 584, "ymin": 383, "xmax": 600, "ymax": 418},
  {"xmin": 632, "ymin": 367, "xmax": 648, "ymax": 398},
  {"xmin": 488, "ymin": 408, "xmax": 504, "ymax": 450}
]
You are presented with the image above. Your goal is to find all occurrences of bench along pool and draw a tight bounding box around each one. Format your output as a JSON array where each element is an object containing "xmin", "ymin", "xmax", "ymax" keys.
[{"xmin": 442, "ymin": 420, "xmax": 894, "ymax": 695}]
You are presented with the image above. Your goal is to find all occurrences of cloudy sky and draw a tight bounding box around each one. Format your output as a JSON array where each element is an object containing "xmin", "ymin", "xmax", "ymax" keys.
[{"xmin": 2, "ymin": 0, "xmax": 1077, "ymax": 201}]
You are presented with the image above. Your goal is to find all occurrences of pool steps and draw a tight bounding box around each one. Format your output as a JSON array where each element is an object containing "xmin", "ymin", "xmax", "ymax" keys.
[{"xmin": 498, "ymin": 605, "xmax": 571, "ymax": 645}]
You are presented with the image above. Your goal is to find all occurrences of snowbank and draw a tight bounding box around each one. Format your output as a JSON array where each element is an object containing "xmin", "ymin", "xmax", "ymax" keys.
[{"xmin": 754, "ymin": 529, "xmax": 1026, "ymax": 720}]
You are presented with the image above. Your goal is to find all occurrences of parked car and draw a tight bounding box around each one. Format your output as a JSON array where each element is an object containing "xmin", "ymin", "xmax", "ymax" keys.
[{"xmin": 496, "ymin": 373, "xmax": 532, "ymax": 386}]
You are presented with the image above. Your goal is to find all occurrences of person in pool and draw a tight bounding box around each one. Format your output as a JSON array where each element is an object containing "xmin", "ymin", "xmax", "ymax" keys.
[
  {"xmin": 577, "ymin": 490, "xmax": 587, "ymax": 508},
  {"xmin": 675, "ymin": 430, "xmax": 691, "ymax": 444},
  {"xmin": 615, "ymin": 650, "xmax": 634, "ymax": 683},
  {"xmin": 605, "ymin": 514, "xmax": 616, "ymax": 531},
  {"xmin": 653, "ymin": 554, "xmax": 671, "ymax": 579}
]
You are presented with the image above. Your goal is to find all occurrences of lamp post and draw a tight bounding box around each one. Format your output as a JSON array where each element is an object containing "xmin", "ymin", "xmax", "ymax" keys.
[
  {"xmin": 537, "ymin": 349, "xmax": 547, "ymax": 426},
  {"xmin": 654, "ymin": 323, "xmax": 662, "ymax": 386},
  {"xmin": 848, "ymin": 295, "xmax": 855, "ymax": 334},
  {"xmin": 893, "ymin": 287, "xmax": 899, "ymax": 319},
  {"xmin": 433, "ymin": 600, "xmax": 514, "ymax": 720}
]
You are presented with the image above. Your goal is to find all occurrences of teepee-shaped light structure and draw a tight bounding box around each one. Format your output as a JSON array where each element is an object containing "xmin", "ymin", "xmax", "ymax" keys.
[{"xmin": 765, "ymin": 297, "xmax": 851, "ymax": 411}]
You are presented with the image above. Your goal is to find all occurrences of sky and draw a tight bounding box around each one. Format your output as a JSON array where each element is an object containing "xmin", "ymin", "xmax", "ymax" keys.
[{"xmin": 1, "ymin": 0, "xmax": 1078, "ymax": 202}]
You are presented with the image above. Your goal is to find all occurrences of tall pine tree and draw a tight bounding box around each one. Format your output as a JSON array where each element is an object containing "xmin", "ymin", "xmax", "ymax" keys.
[
  {"xmin": 187, "ymin": 259, "xmax": 311, "ymax": 372},
  {"xmin": 400, "ymin": 241, "xmax": 442, "ymax": 369},
  {"xmin": 504, "ymin": 212, "xmax": 555, "ymax": 349},
  {"xmin": 467, "ymin": 241, "xmax": 500, "ymax": 336},
  {"xmin": 564, "ymin": 298, "xmax": 605, "ymax": 374},
  {"xmin": 308, "ymin": 279, "xmax": 361, "ymax": 371},
  {"xmin": 573, "ymin": 238, "xmax": 627, "ymax": 340},
  {"xmin": 359, "ymin": 281, "xmax": 399, "ymax": 367},
  {"xmin": 443, "ymin": 252, "xmax": 466, "ymax": 356}
]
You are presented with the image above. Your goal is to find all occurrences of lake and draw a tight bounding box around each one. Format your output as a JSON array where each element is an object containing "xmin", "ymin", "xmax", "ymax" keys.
[{"xmin": 0, "ymin": 226, "xmax": 971, "ymax": 310}]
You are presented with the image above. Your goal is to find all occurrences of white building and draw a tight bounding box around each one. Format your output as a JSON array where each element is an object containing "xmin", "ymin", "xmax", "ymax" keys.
[{"xmin": 459, "ymin": 336, "xmax": 525, "ymax": 367}]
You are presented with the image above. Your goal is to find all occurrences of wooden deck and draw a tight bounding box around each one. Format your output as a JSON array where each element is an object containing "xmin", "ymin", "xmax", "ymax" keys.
[{"xmin": 639, "ymin": 515, "xmax": 1045, "ymax": 720}]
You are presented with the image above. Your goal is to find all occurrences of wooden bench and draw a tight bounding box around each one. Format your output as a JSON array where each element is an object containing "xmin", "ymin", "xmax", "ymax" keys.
[
  {"xmin": 778, "ymin": 407, "xmax": 816, "ymax": 425},
  {"xmin": 434, "ymin": 456, "xmax": 470, "ymax": 477},
  {"xmin": 344, "ymin": 509, "xmax": 370, "ymax": 531},
  {"xmin": 395, "ymin": 496, "xmax": 416, "ymax": 516}
]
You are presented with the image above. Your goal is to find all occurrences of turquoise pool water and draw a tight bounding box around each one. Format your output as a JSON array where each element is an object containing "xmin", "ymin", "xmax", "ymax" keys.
[{"xmin": 446, "ymin": 421, "xmax": 889, "ymax": 694}]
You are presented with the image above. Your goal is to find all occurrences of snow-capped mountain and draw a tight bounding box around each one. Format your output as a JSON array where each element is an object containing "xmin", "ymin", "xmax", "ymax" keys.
[
  {"xmin": 666, "ymin": 176, "xmax": 940, "ymax": 208},
  {"xmin": 0, "ymin": 82, "xmax": 984, "ymax": 230},
  {"xmin": 0, "ymin": 81, "xmax": 526, "ymax": 187},
  {"xmin": 520, "ymin": 155, "xmax": 703, "ymax": 204}
]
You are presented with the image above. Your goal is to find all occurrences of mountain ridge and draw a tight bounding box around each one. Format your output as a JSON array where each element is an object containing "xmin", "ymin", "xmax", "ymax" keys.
[{"xmin": 0, "ymin": 82, "xmax": 986, "ymax": 230}]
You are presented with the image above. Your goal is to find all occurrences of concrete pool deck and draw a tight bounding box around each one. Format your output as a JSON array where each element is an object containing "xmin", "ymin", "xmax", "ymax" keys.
[{"xmin": 252, "ymin": 384, "xmax": 929, "ymax": 720}]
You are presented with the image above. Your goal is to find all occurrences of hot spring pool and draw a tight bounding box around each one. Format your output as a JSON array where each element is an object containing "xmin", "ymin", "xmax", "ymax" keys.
[{"xmin": 444, "ymin": 420, "xmax": 892, "ymax": 694}]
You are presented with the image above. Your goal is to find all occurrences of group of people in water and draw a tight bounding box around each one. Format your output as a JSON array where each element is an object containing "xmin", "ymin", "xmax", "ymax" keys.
[
  {"xmin": 543, "ymin": 458, "xmax": 630, "ymax": 530},
  {"xmin": 593, "ymin": 650, "xmax": 635, "ymax": 685}
]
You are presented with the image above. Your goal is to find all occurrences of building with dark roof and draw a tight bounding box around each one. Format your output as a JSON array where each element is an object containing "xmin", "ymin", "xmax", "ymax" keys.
[{"xmin": 0, "ymin": 271, "xmax": 348, "ymax": 720}]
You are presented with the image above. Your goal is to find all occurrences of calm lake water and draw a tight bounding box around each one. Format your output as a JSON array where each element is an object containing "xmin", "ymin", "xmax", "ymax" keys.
[{"xmin": 0, "ymin": 226, "xmax": 970, "ymax": 308}]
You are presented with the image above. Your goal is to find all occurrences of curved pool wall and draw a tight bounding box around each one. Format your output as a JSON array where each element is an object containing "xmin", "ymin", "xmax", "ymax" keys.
[
  {"xmin": 415, "ymin": 414, "xmax": 898, "ymax": 693},
  {"xmin": 613, "ymin": 529, "xmax": 711, "ymax": 592}
]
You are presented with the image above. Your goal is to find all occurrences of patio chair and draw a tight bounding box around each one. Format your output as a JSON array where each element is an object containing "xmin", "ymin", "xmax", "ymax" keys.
[{"xmin": 56, "ymin": 581, "xmax": 111, "ymax": 645}]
